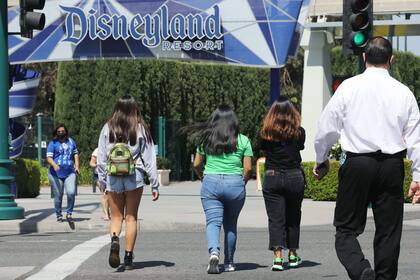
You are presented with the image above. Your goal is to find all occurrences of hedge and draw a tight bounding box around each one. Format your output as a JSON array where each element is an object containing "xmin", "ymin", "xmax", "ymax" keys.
[
  {"xmin": 54, "ymin": 56, "xmax": 305, "ymax": 179},
  {"xmin": 41, "ymin": 165, "xmax": 94, "ymax": 186},
  {"xmin": 12, "ymin": 159, "xmax": 41, "ymax": 198},
  {"xmin": 259, "ymin": 160, "xmax": 414, "ymax": 202}
]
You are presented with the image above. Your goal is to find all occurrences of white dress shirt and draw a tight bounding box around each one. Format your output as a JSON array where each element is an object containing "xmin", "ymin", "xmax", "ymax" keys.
[{"xmin": 315, "ymin": 67, "xmax": 420, "ymax": 181}]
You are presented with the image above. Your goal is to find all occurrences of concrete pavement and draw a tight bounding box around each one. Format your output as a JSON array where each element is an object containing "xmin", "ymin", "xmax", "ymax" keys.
[{"xmin": 1, "ymin": 180, "xmax": 420, "ymax": 234}]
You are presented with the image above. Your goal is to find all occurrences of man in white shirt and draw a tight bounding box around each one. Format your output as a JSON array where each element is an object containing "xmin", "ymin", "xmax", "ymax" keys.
[{"xmin": 313, "ymin": 37, "xmax": 420, "ymax": 280}]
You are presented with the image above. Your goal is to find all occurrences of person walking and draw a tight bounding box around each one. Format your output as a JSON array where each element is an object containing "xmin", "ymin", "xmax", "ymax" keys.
[
  {"xmin": 47, "ymin": 123, "xmax": 80, "ymax": 223},
  {"xmin": 90, "ymin": 147, "xmax": 110, "ymax": 220},
  {"xmin": 314, "ymin": 37, "xmax": 420, "ymax": 280},
  {"xmin": 260, "ymin": 96, "xmax": 305, "ymax": 271},
  {"xmin": 97, "ymin": 95, "xmax": 159, "ymax": 270},
  {"xmin": 186, "ymin": 105, "xmax": 253, "ymax": 274}
]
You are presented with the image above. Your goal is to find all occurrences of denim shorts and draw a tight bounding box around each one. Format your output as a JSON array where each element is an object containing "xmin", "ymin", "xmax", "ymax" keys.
[{"xmin": 106, "ymin": 169, "xmax": 144, "ymax": 193}]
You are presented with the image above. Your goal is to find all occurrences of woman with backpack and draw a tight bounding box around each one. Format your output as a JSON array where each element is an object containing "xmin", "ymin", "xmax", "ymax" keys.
[
  {"xmin": 97, "ymin": 95, "xmax": 159, "ymax": 270},
  {"xmin": 185, "ymin": 105, "xmax": 253, "ymax": 274},
  {"xmin": 260, "ymin": 96, "xmax": 306, "ymax": 271}
]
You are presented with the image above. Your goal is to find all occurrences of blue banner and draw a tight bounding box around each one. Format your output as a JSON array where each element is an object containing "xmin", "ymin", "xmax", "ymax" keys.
[{"xmin": 8, "ymin": 0, "xmax": 312, "ymax": 67}]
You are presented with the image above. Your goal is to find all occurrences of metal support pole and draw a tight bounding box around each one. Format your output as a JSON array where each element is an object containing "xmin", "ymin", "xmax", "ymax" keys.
[
  {"xmin": 158, "ymin": 116, "xmax": 166, "ymax": 158},
  {"xmin": 0, "ymin": 2, "xmax": 24, "ymax": 219},
  {"xmin": 36, "ymin": 113, "xmax": 43, "ymax": 166},
  {"xmin": 269, "ymin": 68, "xmax": 281, "ymax": 105}
]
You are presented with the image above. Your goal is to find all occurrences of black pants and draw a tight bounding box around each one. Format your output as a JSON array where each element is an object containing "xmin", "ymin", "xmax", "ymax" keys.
[
  {"xmin": 334, "ymin": 153, "xmax": 404, "ymax": 280},
  {"xmin": 262, "ymin": 168, "xmax": 305, "ymax": 250}
]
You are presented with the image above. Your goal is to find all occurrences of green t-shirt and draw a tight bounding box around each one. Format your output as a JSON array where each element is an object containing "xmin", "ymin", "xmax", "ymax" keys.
[{"xmin": 197, "ymin": 134, "xmax": 253, "ymax": 175}]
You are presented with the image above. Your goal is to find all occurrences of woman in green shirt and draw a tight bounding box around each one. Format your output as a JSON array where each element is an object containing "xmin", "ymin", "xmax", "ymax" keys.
[{"xmin": 187, "ymin": 105, "xmax": 253, "ymax": 274}]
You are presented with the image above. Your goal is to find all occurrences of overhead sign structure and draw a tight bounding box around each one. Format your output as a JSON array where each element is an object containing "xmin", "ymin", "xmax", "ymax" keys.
[{"xmin": 8, "ymin": 0, "xmax": 312, "ymax": 67}]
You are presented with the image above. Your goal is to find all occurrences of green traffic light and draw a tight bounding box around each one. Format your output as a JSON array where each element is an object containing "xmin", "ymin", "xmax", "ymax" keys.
[{"xmin": 353, "ymin": 32, "xmax": 366, "ymax": 46}]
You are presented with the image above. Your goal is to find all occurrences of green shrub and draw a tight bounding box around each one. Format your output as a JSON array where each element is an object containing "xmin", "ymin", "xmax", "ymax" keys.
[
  {"xmin": 13, "ymin": 159, "xmax": 41, "ymax": 198},
  {"xmin": 40, "ymin": 165, "xmax": 94, "ymax": 186},
  {"xmin": 40, "ymin": 166, "xmax": 48, "ymax": 185},
  {"xmin": 259, "ymin": 160, "xmax": 414, "ymax": 202},
  {"xmin": 157, "ymin": 157, "xmax": 171, "ymax": 170}
]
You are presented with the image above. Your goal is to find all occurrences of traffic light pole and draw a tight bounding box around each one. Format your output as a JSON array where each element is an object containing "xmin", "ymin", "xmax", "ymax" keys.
[
  {"xmin": 269, "ymin": 68, "xmax": 280, "ymax": 105},
  {"xmin": 0, "ymin": 2, "xmax": 24, "ymax": 219}
]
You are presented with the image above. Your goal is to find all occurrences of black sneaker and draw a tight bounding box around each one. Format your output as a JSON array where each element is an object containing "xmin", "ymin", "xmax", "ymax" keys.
[
  {"xmin": 109, "ymin": 233, "xmax": 120, "ymax": 268},
  {"xmin": 66, "ymin": 214, "xmax": 73, "ymax": 222},
  {"xmin": 57, "ymin": 216, "xmax": 63, "ymax": 222},
  {"xmin": 124, "ymin": 251, "xmax": 134, "ymax": 270},
  {"xmin": 360, "ymin": 267, "xmax": 375, "ymax": 280}
]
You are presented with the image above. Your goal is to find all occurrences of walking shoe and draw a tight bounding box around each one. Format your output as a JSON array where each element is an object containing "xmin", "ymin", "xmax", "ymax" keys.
[
  {"xmin": 288, "ymin": 254, "xmax": 302, "ymax": 268},
  {"xmin": 66, "ymin": 214, "xmax": 73, "ymax": 222},
  {"xmin": 124, "ymin": 251, "xmax": 134, "ymax": 270},
  {"xmin": 271, "ymin": 257, "xmax": 284, "ymax": 271},
  {"xmin": 206, "ymin": 252, "xmax": 220, "ymax": 274},
  {"xmin": 360, "ymin": 267, "xmax": 375, "ymax": 280},
  {"xmin": 56, "ymin": 216, "xmax": 63, "ymax": 222},
  {"xmin": 224, "ymin": 263, "xmax": 235, "ymax": 272},
  {"xmin": 109, "ymin": 233, "xmax": 120, "ymax": 268}
]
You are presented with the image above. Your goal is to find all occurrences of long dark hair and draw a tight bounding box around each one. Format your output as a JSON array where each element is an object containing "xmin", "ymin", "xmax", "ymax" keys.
[
  {"xmin": 108, "ymin": 95, "xmax": 152, "ymax": 145},
  {"xmin": 260, "ymin": 96, "xmax": 301, "ymax": 142},
  {"xmin": 182, "ymin": 105, "xmax": 240, "ymax": 155}
]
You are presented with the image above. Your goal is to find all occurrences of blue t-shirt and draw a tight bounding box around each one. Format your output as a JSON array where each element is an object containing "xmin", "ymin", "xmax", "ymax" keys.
[{"xmin": 47, "ymin": 138, "xmax": 78, "ymax": 178}]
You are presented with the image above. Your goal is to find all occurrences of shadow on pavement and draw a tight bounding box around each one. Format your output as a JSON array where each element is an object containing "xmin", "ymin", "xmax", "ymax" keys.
[
  {"xmin": 19, "ymin": 202, "xmax": 100, "ymax": 234},
  {"xmin": 114, "ymin": 261, "xmax": 176, "ymax": 272},
  {"xmin": 235, "ymin": 263, "xmax": 268, "ymax": 271},
  {"xmin": 298, "ymin": 260, "xmax": 322, "ymax": 268}
]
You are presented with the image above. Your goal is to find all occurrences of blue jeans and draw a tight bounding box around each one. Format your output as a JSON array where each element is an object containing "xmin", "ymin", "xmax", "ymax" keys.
[
  {"xmin": 201, "ymin": 174, "xmax": 246, "ymax": 264},
  {"xmin": 48, "ymin": 170, "xmax": 77, "ymax": 218}
]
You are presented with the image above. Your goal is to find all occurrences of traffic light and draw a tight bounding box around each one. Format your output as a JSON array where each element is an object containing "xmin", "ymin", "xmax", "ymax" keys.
[
  {"xmin": 342, "ymin": 0, "xmax": 373, "ymax": 56},
  {"xmin": 20, "ymin": 0, "xmax": 46, "ymax": 38}
]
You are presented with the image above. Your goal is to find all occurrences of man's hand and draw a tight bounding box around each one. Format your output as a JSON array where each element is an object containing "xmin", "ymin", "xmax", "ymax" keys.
[
  {"xmin": 75, "ymin": 167, "xmax": 80, "ymax": 176},
  {"xmin": 53, "ymin": 164, "xmax": 60, "ymax": 172},
  {"xmin": 408, "ymin": 181, "xmax": 420, "ymax": 204},
  {"xmin": 313, "ymin": 160, "xmax": 330, "ymax": 180},
  {"xmin": 152, "ymin": 190, "xmax": 159, "ymax": 201}
]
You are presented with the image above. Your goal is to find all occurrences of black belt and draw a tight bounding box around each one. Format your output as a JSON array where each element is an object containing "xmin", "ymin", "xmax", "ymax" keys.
[{"xmin": 346, "ymin": 150, "xmax": 406, "ymax": 160}]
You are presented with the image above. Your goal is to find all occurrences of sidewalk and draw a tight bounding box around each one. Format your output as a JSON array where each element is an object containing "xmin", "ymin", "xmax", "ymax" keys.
[{"xmin": 1, "ymin": 180, "xmax": 420, "ymax": 234}]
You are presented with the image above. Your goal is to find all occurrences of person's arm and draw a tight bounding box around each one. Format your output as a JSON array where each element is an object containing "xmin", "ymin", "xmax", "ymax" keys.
[
  {"xmin": 242, "ymin": 136, "xmax": 254, "ymax": 184},
  {"xmin": 97, "ymin": 126, "xmax": 108, "ymax": 186},
  {"xmin": 139, "ymin": 132, "xmax": 159, "ymax": 201},
  {"xmin": 89, "ymin": 155, "xmax": 97, "ymax": 169},
  {"xmin": 298, "ymin": 127, "xmax": 306, "ymax": 151},
  {"xmin": 70, "ymin": 138, "xmax": 80, "ymax": 175},
  {"xmin": 313, "ymin": 86, "xmax": 346, "ymax": 179},
  {"xmin": 74, "ymin": 154, "xmax": 80, "ymax": 175},
  {"xmin": 193, "ymin": 153, "xmax": 205, "ymax": 181},
  {"xmin": 46, "ymin": 142, "xmax": 60, "ymax": 171},
  {"xmin": 403, "ymin": 93, "xmax": 420, "ymax": 203},
  {"xmin": 47, "ymin": 157, "xmax": 60, "ymax": 171},
  {"xmin": 242, "ymin": 156, "xmax": 252, "ymax": 184}
]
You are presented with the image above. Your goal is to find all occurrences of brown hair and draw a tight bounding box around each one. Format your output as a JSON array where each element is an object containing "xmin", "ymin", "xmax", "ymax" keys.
[
  {"xmin": 108, "ymin": 95, "xmax": 152, "ymax": 145},
  {"xmin": 260, "ymin": 96, "xmax": 301, "ymax": 142}
]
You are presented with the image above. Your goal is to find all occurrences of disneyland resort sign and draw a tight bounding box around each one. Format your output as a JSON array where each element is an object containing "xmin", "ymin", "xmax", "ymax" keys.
[{"xmin": 60, "ymin": 5, "xmax": 224, "ymax": 51}]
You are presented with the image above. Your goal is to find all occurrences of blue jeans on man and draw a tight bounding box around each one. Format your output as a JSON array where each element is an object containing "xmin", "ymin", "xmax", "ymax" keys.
[
  {"xmin": 48, "ymin": 170, "xmax": 77, "ymax": 218},
  {"xmin": 201, "ymin": 174, "xmax": 246, "ymax": 265}
]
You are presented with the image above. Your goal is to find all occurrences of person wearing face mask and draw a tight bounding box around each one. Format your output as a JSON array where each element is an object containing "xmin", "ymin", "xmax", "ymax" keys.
[
  {"xmin": 314, "ymin": 37, "xmax": 420, "ymax": 280},
  {"xmin": 47, "ymin": 124, "xmax": 80, "ymax": 223}
]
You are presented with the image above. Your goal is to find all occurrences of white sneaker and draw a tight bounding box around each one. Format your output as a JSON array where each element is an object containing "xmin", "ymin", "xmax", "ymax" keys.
[
  {"xmin": 224, "ymin": 263, "xmax": 235, "ymax": 272},
  {"xmin": 207, "ymin": 252, "xmax": 220, "ymax": 274}
]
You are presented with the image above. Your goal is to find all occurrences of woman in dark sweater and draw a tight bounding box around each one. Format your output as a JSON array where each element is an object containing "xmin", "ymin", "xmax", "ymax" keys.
[{"xmin": 260, "ymin": 96, "xmax": 305, "ymax": 271}]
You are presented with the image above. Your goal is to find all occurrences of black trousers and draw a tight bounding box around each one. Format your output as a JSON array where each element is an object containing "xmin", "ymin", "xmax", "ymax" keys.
[
  {"xmin": 262, "ymin": 168, "xmax": 305, "ymax": 250},
  {"xmin": 334, "ymin": 153, "xmax": 404, "ymax": 280}
]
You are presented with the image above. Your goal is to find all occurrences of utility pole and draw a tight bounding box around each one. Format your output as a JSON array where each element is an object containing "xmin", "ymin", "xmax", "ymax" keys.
[{"xmin": 0, "ymin": 2, "xmax": 24, "ymax": 219}]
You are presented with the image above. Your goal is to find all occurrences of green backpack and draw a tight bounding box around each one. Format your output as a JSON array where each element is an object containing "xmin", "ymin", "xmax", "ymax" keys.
[{"xmin": 107, "ymin": 143, "xmax": 136, "ymax": 176}]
